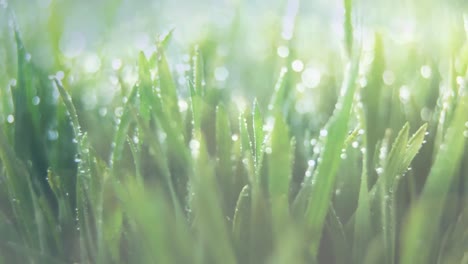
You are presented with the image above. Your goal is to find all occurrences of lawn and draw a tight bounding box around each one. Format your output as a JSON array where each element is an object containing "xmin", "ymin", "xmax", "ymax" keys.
[{"xmin": 0, "ymin": 0, "xmax": 467, "ymax": 263}]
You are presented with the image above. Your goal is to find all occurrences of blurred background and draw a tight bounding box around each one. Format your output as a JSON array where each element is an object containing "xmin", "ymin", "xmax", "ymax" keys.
[{"xmin": 0, "ymin": 0, "xmax": 467, "ymax": 120}]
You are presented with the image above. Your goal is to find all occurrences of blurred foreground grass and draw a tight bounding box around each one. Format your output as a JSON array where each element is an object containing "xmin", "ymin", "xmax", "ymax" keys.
[{"xmin": 0, "ymin": 0, "xmax": 468, "ymax": 263}]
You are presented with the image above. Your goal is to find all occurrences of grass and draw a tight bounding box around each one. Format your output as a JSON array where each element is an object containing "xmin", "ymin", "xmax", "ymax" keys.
[{"xmin": 0, "ymin": 0, "xmax": 468, "ymax": 263}]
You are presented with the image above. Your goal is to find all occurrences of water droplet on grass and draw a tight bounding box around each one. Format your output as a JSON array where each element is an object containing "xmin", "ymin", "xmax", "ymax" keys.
[
  {"xmin": 277, "ymin": 46, "xmax": 290, "ymax": 58},
  {"xmin": 114, "ymin": 107, "xmax": 124, "ymax": 117},
  {"xmin": 32, "ymin": 96, "xmax": 41, "ymax": 105},
  {"xmin": 231, "ymin": 134, "xmax": 239, "ymax": 142},
  {"xmin": 399, "ymin": 86, "xmax": 411, "ymax": 103},
  {"xmin": 310, "ymin": 138, "xmax": 318, "ymax": 146},
  {"xmin": 464, "ymin": 131, "xmax": 468, "ymax": 138},
  {"xmin": 420, "ymin": 65, "xmax": 432, "ymax": 79},
  {"xmin": 56, "ymin": 71, "xmax": 65, "ymax": 80},
  {"xmin": 376, "ymin": 167, "xmax": 384, "ymax": 175},
  {"xmin": 112, "ymin": 59, "xmax": 122, "ymax": 70},
  {"xmin": 6, "ymin": 114, "xmax": 14, "ymax": 123},
  {"xmin": 308, "ymin": 160, "xmax": 316, "ymax": 167},
  {"xmin": 302, "ymin": 68, "xmax": 321, "ymax": 88},
  {"xmin": 190, "ymin": 139, "xmax": 200, "ymax": 156},
  {"xmin": 320, "ymin": 129, "xmax": 328, "ymax": 137},
  {"xmin": 99, "ymin": 107, "xmax": 107, "ymax": 117},
  {"xmin": 291, "ymin": 60, "xmax": 304, "ymax": 72},
  {"xmin": 383, "ymin": 70, "xmax": 395, "ymax": 85},
  {"xmin": 214, "ymin": 67, "xmax": 229, "ymax": 81},
  {"xmin": 82, "ymin": 53, "xmax": 101, "ymax": 73},
  {"xmin": 47, "ymin": 130, "xmax": 59, "ymax": 141}
]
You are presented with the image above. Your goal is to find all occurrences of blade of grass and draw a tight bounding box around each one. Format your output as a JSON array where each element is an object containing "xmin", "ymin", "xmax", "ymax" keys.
[
  {"xmin": 304, "ymin": 52, "xmax": 360, "ymax": 255},
  {"xmin": 267, "ymin": 113, "xmax": 292, "ymax": 235},
  {"xmin": 401, "ymin": 87, "xmax": 468, "ymax": 264}
]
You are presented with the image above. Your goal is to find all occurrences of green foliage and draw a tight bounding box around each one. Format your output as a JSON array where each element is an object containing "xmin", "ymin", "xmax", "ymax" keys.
[{"xmin": 0, "ymin": 1, "xmax": 467, "ymax": 263}]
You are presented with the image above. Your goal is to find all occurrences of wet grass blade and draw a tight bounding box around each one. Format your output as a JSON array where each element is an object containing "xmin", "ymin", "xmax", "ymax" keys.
[
  {"xmin": 268, "ymin": 113, "xmax": 292, "ymax": 235},
  {"xmin": 191, "ymin": 132, "xmax": 237, "ymax": 264},
  {"xmin": 401, "ymin": 89, "xmax": 468, "ymax": 264},
  {"xmin": 232, "ymin": 185, "xmax": 251, "ymax": 262},
  {"xmin": 304, "ymin": 53, "xmax": 360, "ymax": 255},
  {"xmin": 353, "ymin": 149, "xmax": 371, "ymax": 263}
]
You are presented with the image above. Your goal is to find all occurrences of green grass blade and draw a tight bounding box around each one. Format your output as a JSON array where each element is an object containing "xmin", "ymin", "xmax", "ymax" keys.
[
  {"xmin": 401, "ymin": 89, "xmax": 468, "ymax": 264},
  {"xmin": 267, "ymin": 113, "xmax": 292, "ymax": 235},
  {"xmin": 252, "ymin": 100, "xmax": 264, "ymax": 173},
  {"xmin": 343, "ymin": 0, "xmax": 354, "ymax": 56},
  {"xmin": 361, "ymin": 33, "xmax": 384, "ymax": 180},
  {"xmin": 353, "ymin": 150, "xmax": 371, "ymax": 264},
  {"xmin": 157, "ymin": 49, "xmax": 184, "ymax": 134},
  {"xmin": 232, "ymin": 185, "xmax": 251, "ymax": 262},
  {"xmin": 191, "ymin": 132, "xmax": 237, "ymax": 264},
  {"xmin": 304, "ymin": 53, "xmax": 360, "ymax": 255},
  {"xmin": 268, "ymin": 67, "xmax": 289, "ymax": 114}
]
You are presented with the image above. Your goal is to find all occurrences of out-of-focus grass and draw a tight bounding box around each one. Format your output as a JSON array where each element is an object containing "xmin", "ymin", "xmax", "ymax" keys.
[{"xmin": 0, "ymin": 0, "xmax": 468, "ymax": 263}]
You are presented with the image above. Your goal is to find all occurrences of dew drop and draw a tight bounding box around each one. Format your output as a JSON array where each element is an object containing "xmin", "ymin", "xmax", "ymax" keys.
[
  {"xmin": 6, "ymin": 114, "xmax": 14, "ymax": 124},
  {"xmin": 376, "ymin": 167, "xmax": 384, "ymax": 175},
  {"xmin": 277, "ymin": 46, "xmax": 290, "ymax": 58},
  {"xmin": 178, "ymin": 100, "xmax": 188, "ymax": 112},
  {"xmin": 420, "ymin": 65, "xmax": 432, "ymax": 79},
  {"xmin": 112, "ymin": 59, "xmax": 122, "ymax": 70},
  {"xmin": 189, "ymin": 139, "xmax": 200, "ymax": 155},
  {"xmin": 302, "ymin": 68, "xmax": 321, "ymax": 88},
  {"xmin": 114, "ymin": 107, "xmax": 124, "ymax": 117},
  {"xmin": 320, "ymin": 129, "xmax": 328, "ymax": 137},
  {"xmin": 99, "ymin": 107, "xmax": 107, "ymax": 117},
  {"xmin": 399, "ymin": 86, "xmax": 411, "ymax": 103},
  {"xmin": 291, "ymin": 60, "xmax": 304, "ymax": 72},
  {"xmin": 383, "ymin": 70, "xmax": 395, "ymax": 85},
  {"xmin": 56, "ymin": 71, "xmax": 65, "ymax": 80},
  {"xmin": 464, "ymin": 131, "xmax": 468, "ymax": 138},
  {"xmin": 48, "ymin": 130, "xmax": 59, "ymax": 141},
  {"xmin": 32, "ymin": 96, "xmax": 41, "ymax": 105},
  {"xmin": 308, "ymin": 160, "xmax": 316, "ymax": 167},
  {"xmin": 214, "ymin": 67, "xmax": 229, "ymax": 81}
]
